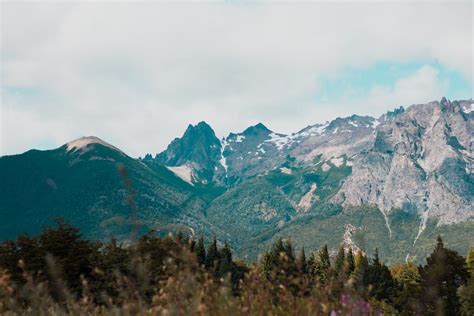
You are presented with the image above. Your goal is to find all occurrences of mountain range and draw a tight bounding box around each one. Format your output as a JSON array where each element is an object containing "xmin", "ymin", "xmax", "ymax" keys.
[{"xmin": 1, "ymin": 98, "xmax": 473, "ymax": 263}]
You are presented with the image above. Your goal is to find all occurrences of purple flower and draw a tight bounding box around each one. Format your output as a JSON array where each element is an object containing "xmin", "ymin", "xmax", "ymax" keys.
[{"xmin": 340, "ymin": 294, "xmax": 350, "ymax": 305}]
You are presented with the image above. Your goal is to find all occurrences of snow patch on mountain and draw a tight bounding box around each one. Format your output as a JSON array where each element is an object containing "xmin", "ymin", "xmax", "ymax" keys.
[
  {"xmin": 220, "ymin": 138, "xmax": 229, "ymax": 174},
  {"xmin": 66, "ymin": 136, "xmax": 120, "ymax": 153},
  {"xmin": 330, "ymin": 157, "xmax": 344, "ymax": 167},
  {"xmin": 371, "ymin": 119, "xmax": 380, "ymax": 129},
  {"xmin": 266, "ymin": 133, "xmax": 294, "ymax": 150},
  {"xmin": 300, "ymin": 123, "xmax": 329, "ymax": 137},
  {"xmin": 167, "ymin": 165, "xmax": 194, "ymax": 185},
  {"xmin": 321, "ymin": 163, "xmax": 331, "ymax": 172},
  {"xmin": 234, "ymin": 135, "xmax": 246, "ymax": 143},
  {"xmin": 462, "ymin": 102, "xmax": 473, "ymax": 114}
]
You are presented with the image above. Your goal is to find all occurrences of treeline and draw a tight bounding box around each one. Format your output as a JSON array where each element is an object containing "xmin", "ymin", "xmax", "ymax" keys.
[{"xmin": 0, "ymin": 220, "xmax": 472, "ymax": 315}]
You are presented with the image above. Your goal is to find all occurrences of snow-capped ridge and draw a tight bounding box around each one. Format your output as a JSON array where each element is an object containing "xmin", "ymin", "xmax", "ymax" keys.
[{"xmin": 66, "ymin": 136, "xmax": 122, "ymax": 153}]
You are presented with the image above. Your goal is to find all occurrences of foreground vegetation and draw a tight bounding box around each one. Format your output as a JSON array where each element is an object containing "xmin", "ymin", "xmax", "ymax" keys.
[{"xmin": 0, "ymin": 220, "xmax": 472, "ymax": 315}]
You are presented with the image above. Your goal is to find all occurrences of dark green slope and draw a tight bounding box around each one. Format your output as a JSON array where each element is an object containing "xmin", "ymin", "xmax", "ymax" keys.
[
  {"xmin": 206, "ymin": 178, "xmax": 296, "ymax": 249},
  {"xmin": 238, "ymin": 206, "xmax": 474, "ymax": 264},
  {"xmin": 0, "ymin": 141, "xmax": 214, "ymax": 241}
]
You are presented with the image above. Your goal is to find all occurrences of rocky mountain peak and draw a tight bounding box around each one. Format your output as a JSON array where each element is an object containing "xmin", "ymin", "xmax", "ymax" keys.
[
  {"xmin": 64, "ymin": 136, "xmax": 123, "ymax": 155},
  {"xmin": 242, "ymin": 123, "xmax": 272, "ymax": 136},
  {"xmin": 155, "ymin": 122, "xmax": 222, "ymax": 180}
]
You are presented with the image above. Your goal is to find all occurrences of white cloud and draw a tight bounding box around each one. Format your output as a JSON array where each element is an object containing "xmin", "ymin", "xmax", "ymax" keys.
[
  {"xmin": 1, "ymin": 1, "xmax": 472, "ymax": 156},
  {"xmin": 367, "ymin": 65, "xmax": 447, "ymax": 111}
]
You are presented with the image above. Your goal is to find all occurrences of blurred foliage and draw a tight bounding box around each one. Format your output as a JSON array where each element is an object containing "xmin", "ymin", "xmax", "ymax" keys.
[{"xmin": 0, "ymin": 221, "xmax": 471, "ymax": 315}]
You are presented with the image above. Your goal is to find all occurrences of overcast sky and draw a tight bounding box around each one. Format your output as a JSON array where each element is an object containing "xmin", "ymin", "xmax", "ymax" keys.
[{"xmin": 1, "ymin": 1, "xmax": 472, "ymax": 157}]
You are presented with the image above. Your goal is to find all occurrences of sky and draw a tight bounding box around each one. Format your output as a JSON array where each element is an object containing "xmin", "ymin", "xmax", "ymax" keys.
[{"xmin": 1, "ymin": 1, "xmax": 472, "ymax": 157}]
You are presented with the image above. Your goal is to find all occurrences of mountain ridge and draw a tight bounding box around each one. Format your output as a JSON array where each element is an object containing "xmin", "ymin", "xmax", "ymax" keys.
[{"xmin": 1, "ymin": 98, "xmax": 472, "ymax": 263}]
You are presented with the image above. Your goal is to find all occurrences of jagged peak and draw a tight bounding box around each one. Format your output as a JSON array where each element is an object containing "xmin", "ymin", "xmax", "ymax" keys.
[
  {"xmin": 440, "ymin": 96, "xmax": 449, "ymax": 105},
  {"xmin": 183, "ymin": 121, "xmax": 216, "ymax": 137},
  {"xmin": 242, "ymin": 123, "xmax": 272, "ymax": 135},
  {"xmin": 196, "ymin": 121, "xmax": 212, "ymax": 128}
]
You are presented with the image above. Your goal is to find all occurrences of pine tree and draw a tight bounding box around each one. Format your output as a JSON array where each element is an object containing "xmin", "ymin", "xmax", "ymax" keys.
[
  {"xmin": 353, "ymin": 251, "xmax": 369, "ymax": 290},
  {"xmin": 194, "ymin": 236, "xmax": 206, "ymax": 266},
  {"xmin": 419, "ymin": 236, "xmax": 469, "ymax": 315},
  {"xmin": 296, "ymin": 247, "xmax": 307, "ymax": 275},
  {"xmin": 319, "ymin": 244, "xmax": 330, "ymax": 269},
  {"xmin": 346, "ymin": 248, "xmax": 355, "ymax": 276},
  {"xmin": 391, "ymin": 263, "xmax": 422, "ymax": 314},
  {"xmin": 366, "ymin": 248, "xmax": 395, "ymax": 302},
  {"xmin": 206, "ymin": 237, "xmax": 219, "ymax": 270},
  {"xmin": 313, "ymin": 244, "xmax": 331, "ymax": 284},
  {"xmin": 307, "ymin": 252, "xmax": 318, "ymax": 283},
  {"xmin": 217, "ymin": 241, "xmax": 232, "ymax": 277},
  {"xmin": 261, "ymin": 238, "xmax": 284, "ymax": 278},
  {"xmin": 261, "ymin": 238, "xmax": 296, "ymax": 281},
  {"xmin": 463, "ymin": 245, "xmax": 474, "ymax": 313},
  {"xmin": 334, "ymin": 245, "xmax": 345, "ymax": 275},
  {"xmin": 466, "ymin": 247, "xmax": 474, "ymax": 276}
]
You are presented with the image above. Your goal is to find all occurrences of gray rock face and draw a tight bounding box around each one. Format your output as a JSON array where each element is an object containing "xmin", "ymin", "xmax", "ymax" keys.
[
  {"xmin": 289, "ymin": 115, "xmax": 378, "ymax": 164},
  {"xmin": 335, "ymin": 99, "xmax": 473, "ymax": 229},
  {"xmin": 156, "ymin": 98, "xmax": 473, "ymax": 239},
  {"xmin": 155, "ymin": 121, "xmax": 225, "ymax": 184},
  {"xmin": 221, "ymin": 123, "xmax": 288, "ymax": 183}
]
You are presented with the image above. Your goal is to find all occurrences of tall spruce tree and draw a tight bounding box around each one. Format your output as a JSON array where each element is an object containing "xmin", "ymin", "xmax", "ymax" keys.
[
  {"xmin": 346, "ymin": 248, "xmax": 355, "ymax": 276},
  {"xmin": 458, "ymin": 249, "xmax": 474, "ymax": 316},
  {"xmin": 366, "ymin": 248, "xmax": 395, "ymax": 302},
  {"xmin": 194, "ymin": 236, "xmax": 206, "ymax": 266},
  {"xmin": 297, "ymin": 247, "xmax": 307, "ymax": 275},
  {"xmin": 334, "ymin": 245, "xmax": 345, "ymax": 275},
  {"xmin": 419, "ymin": 236, "xmax": 469, "ymax": 315},
  {"xmin": 218, "ymin": 241, "xmax": 232, "ymax": 277},
  {"xmin": 313, "ymin": 244, "xmax": 331, "ymax": 284},
  {"xmin": 261, "ymin": 238, "xmax": 297, "ymax": 287},
  {"xmin": 466, "ymin": 247, "xmax": 474, "ymax": 276},
  {"xmin": 206, "ymin": 237, "xmax": 219, "ymax": 270},
  {"xmin": 392, "ymin": 263, "xmax": 422, "ymax": 314},
  {"xmin": 354, "ymin": 251, "xmax": 369, "ymax": 290},
  {"xmin": 307, "ymin": 252, "xmax": 318, "ymax": 283}
]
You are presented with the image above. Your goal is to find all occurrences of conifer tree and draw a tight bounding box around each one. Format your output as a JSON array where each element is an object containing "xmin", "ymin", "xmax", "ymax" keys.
[
  {"xmin": 334, "ymin": 245, "xmax": 345, "ymax": 275},
  {"xmin": 307, "ymin": 252, "xmax": 318, "ymax": 282},
  {"xmin": 366, "ymin": 248, "xmax": 395, "ymax": 302},
  {"xmin": 458, "ymin": 252, "xmax": 474, "ymax": 316},
  {"xmin": 346, "ymin": 248, "xmax": 355, "ymax": 276},
  {"xmin": 354, "ymin": 251, "xmax": 369, "ymax": 289},
  {"xmin": 194, "ymin": 236, "xmax": 206, "ymax": 266},
  {"xmin": 261, "ymin": 238, "xmax": 284, "ymax": 278},
  {"xmin": 296, "ymin": 247, "xmax": 307, "ymax": 275},
  {"xmin": 319, "ymin": 244, "xmax": 330, "ymax": 269},
  {"xmin": 313, "ymin": 244, "xmax": 331, "ymax": 284},
  {"xmin": 206, "ymin": 237, "xmax": 219, "ymax": 269},
  {"xmin": 466, "ymin": 247, "xmax": 474, "ymax": 276},
  {"xmin": 392, "ymin": 263, "xmax": 422, "ymax": 314},
  {"xmin": 261, "ymin": 238, "xmax": 296, "ymax": 281},
  {"xmin": 419, "ymin": 236, "xmax": 469, "ymax": 314},
  {"xmin": 218, "ymin": 241, "xmax": 232, "ymax": 277}
]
